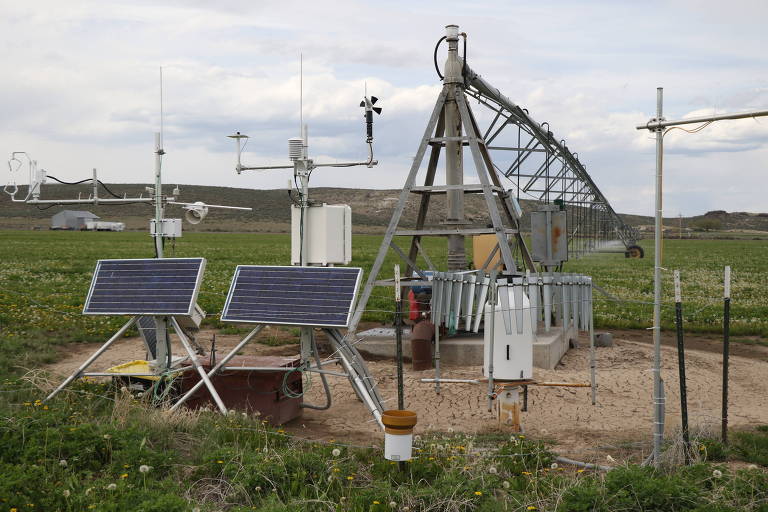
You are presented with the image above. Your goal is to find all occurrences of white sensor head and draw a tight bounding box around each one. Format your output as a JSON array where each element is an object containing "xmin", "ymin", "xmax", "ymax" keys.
[
  {"xmin": 184, "ymin": 201, "xmax": 208, "ymax": 224},
  {"xmin": 445, "ymin": 24, "xmax": 459, "ymax": 40},
  {"xmin": 288, "ymin": 137, "xmax": 304, "ymax": 161}
]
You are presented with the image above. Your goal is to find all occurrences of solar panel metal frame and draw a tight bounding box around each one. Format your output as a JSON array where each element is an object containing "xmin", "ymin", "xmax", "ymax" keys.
[
  {"xmin": 221, "ymin": 265, "xmax": 362, "ymax": 328},
  {"xmin": 82, "ymin": 258, "xmax": 206, "ymax": 316}
]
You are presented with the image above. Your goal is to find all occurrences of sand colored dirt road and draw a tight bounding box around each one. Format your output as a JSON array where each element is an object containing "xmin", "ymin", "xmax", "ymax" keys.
[{"xmin": 45, "ymin": 328, "xmax": 768, "ymax": 463}]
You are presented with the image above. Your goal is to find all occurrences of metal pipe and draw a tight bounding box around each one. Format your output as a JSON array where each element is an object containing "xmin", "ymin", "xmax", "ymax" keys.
[
  {"xmin": 154, "ymin": 132, "xmax": 164, "ymax": 258},
  {"xmin": 652, "ymin": 87, "xmax": 665, "ymax": 467},
  {"xmin": 420, "ymin": 378, "xmax": 480, "ymax": 384},
  {"xmin": 394, "ymin": 265, "xmax": 405, "ymax": 410},
  {"xmin": 588, "ymin": 278, "xmax": 597, "ymax": 405},
  {"xmin": 674, "ymin": 270, "xmax": 690, "ymax": 463},
  {"xmin": 487, "ymin": 276, "xmax": 496, "ymax": 412},
  {"xmin": 44, "ymin": 317, "xmax": 137, "ymax": 402},
  {"xmin": 722, "ymin": 266, "xmax": 731, "ymax": 444},
  {"xmin": 636, "ymin": 109, "xmax": 768, "ymax": 130}
]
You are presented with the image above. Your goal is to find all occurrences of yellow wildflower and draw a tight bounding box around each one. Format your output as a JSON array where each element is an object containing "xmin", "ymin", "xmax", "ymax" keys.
[
  {"xmin": 120, "ymin": 473, "xmax": 128, "ymax": 479},
  {"xmin": 474, "ymin": 491, "xmax": 483, "ymax": 496}
]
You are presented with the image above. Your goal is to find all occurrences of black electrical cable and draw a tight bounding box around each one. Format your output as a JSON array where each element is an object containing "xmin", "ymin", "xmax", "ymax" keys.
[
  {"xmin": 47, "ymin": 174, "xmax": 123, "ymax": 198},
  {"xmin": 96, "ymin": 180, "xmax": 122, "ymax": 199},
  {"xmin": 433, "ymin": 35, "xmax": 446, "ymax": 80},
  {"xmin": 46, "ymin": 175, "xmax": 91, "ymax": 185},
  {"xmin": 35, "ymin": 203, "xmax": 61, "ymax": 211},
  {"xmin": 462, "ymin": 33, "xmax": 468, "ymax": 87}
]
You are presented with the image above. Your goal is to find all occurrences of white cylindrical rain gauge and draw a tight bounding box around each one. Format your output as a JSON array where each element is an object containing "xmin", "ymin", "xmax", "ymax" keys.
[
  {"xmin": 382, "ymin": 410, "xmax": 417, "ymax": 461},
  {"xmin": 288, "ymin": 137, "xmax": 304, "ymax": 161}
]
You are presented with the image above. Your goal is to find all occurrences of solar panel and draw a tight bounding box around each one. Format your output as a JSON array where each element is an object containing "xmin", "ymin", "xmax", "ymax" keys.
[
  {"xmin": 221, "ymin": 265, "xmax": 362, "ymax": 327},
  {"xmin": 83, "ymin": 258, "xmax": 205, "ymax": 316}
]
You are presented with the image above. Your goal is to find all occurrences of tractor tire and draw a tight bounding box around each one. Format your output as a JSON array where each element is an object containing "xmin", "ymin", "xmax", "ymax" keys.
[{"xmin": 625, "ymin": 245, "xmax": 644, "ymax": 258}]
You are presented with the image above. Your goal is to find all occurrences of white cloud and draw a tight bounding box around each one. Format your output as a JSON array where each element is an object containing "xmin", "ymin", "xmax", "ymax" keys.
[{"xmin": 1, "ymin": 0, "xmax": 768, "ymax": 218}]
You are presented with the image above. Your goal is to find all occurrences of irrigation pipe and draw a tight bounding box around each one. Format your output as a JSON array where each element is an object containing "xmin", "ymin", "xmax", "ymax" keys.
[{"xmin": 554, "ymin": 455, "xmax": 613, "ymax": 472}]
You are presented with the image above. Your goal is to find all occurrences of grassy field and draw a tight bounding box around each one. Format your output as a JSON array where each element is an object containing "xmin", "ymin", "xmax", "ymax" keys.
[
  {"xmin": 1, "ymin": 231, "xmax": 768, "ymax": 510},
  {"xmin": 0, "ymin": 231, "xmax": 765, "ymax": 354}
]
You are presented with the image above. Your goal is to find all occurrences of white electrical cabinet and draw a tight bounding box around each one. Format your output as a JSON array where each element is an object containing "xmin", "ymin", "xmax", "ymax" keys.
[
  {"xmin": 483, "ymin": 287, "xmax": 534, "ymax": 380},
  {"xmin": 150, "ymin": 218, "xmax": 182, "ymax": 238},
  {"xmin": 291, "ymin": 204, "xmax": 352, "ymax": 265}
]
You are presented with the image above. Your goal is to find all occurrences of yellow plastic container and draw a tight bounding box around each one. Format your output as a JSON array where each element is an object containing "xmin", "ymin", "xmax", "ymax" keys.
[{"xmin": 104, "ymin": 360, "xmax": 160, "ymax": 381}]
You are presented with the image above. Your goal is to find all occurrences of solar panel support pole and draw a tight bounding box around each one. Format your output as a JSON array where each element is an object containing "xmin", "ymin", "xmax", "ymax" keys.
[
  {"xmin": 171, "ymin": 317, "xmax": 228, "ymax": 414},
  {"xmin": 44, "ymin": 317, "xmax": 137, "ymax": 403}
]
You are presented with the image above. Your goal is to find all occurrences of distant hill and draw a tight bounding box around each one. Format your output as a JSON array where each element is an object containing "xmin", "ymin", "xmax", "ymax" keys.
[{"xmin": 2, "ymin": 183, "xmax": 767, "ymax": 236}]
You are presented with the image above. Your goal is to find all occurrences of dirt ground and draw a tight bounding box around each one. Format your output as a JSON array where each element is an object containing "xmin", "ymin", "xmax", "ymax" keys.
[{"xmin": 45, "ymin": 327, "xmax": 768, "ymax": 464}]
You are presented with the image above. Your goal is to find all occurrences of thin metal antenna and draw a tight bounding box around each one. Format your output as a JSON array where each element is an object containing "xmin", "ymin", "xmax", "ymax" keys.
[
  {"xmin": 159, "ymin": 66, "xmax": 164, "ymax": 148},
  {"xmin": 299, "ymin": 54, "xmax": 303, "ymax": 137}
]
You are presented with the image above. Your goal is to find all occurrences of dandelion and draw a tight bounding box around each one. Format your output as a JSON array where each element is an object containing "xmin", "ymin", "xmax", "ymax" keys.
[
  {"xmin": 474, "ymin": 491, "xmax": 483, "ymax": 496},
  {"xmin": 216, "ymin": 460, "xmax": 224, "ymax": 464},
  {"xmin": 713, "ymin": 469, "xmax": 723, "ymax": 478},
  {"xmin": 527, "ymin": 507, "xmax": 537, "ymax": 511},
  {"xmin": 346, "ymin": 476, "xmax": 354, "ymax": 481},
  {"xmin": 62, "ymin": 490, "xmax": 70, "ymax": 498},
  {"xmin": 502, "ymin": 481, "xmax": 510, "ymax": 489},
  {"xmin": 388, "ymin": 502, "xmax": 397, "ymax": 508},
  {"xmin": 139, "ymin": 465, "xmax": 151, "ymax": 473},
  {"xmin": 577, "ymin": 469, "xmax": 585, "ymax": 473},
  {"xmin": 85, "ymin": 487, "xmax": 94, "ymax": 495},
  {"xmin": 373, "ymin": 501, "xmax": 380, "ymax": 505},
  {"xmin": 522, "ymin": 471, "xmax": 531, "ymax": 476},
  {"xmin": 59, "ymin": 459, "xmax": 68, "ymax": 467},
  {"xmin": 447, "ymin": 427, "xmax": 454, "ymax": 433},
  {"xmin": 489, "ymin": 466, "xmax": 497, "ymax": 474},
  {"xmin": 103, "ymin": 434, "xmax": 111, "ymax": 440},
  {"xmin": 120, "ymin": 473, "xmax": 128, "ymax": 479},
  {"xmin": 192, "ymin": 508, "xmax": 201, "ymax": 512},
  {"xmin": 254, "ymin": 486, "xmax": 262, "ymax": 492},
  {"xmin": 106, "ymin": 483, "xmax": 117, "ymax": 490},
  {"xmin": 550, "ymin": 463, "xmax": 558, "ymax": 470},
  {"xmin": 332, "ymin": 448, "xmax": 341, "ymax": 457}
]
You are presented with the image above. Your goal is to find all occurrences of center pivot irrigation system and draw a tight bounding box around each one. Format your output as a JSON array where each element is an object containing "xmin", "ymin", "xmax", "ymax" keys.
[{"xmin": 349, "ymin": 24, "xmax": 638, "ymax": 334}]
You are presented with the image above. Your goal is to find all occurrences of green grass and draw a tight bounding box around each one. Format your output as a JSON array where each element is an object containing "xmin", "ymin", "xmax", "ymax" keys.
[
  {"xmin": 1, "ymin": 232, "xmax": 766, "ymax": 355},
  {"xmin": 563, "ymin": 238, "xmax": 768, "ymax": 336},
  {"xmin": 2, "ymin": 381, "xmax": 768, "ymax": 512},
  {"xmin": 2, "ymin": 231, "xmax": 768, "ymax": 510}
]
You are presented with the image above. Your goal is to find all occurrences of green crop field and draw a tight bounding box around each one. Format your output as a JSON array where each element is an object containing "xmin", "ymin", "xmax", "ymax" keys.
[{"xmin": 1, "ymin": 231, "xmax": 766, "ymax": 351}]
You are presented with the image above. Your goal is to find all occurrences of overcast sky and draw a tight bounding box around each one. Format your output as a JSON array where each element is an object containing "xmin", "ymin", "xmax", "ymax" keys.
[{"xmin": 2, "ymin": 0, "xmax": 767, "ymax": 216}]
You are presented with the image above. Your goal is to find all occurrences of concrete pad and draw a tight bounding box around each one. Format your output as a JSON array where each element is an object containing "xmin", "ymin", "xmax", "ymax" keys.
[{"xmin": 356, "ymin": 324, "xmax": 576, "ymax": 370}]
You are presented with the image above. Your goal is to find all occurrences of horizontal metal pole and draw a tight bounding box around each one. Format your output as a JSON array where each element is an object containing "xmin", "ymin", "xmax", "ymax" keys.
[
  {"xmin": 420, "ymin": 378, "xmax": 480, "ymax": 384},
  {"xmin": 395, "ymin": 227, "xmax": 518, "ymax": 236},
  {"xmin": 239, "ymin": 164, "xmax": 295, "ymax": 170},
  {"xmin": 637, "ymin": 109, "xmax": 768, "ymax": 130},
  {"xmin": 27, "ymin": 198, "xmax": 153, "ymax": 205},
  {"xmin": 313, "ymin": 160, "xmax": 378, "ymax": 168},
  {"xmin": 487, "ymin": 146, "xmax": 547, "ymax": 152}
]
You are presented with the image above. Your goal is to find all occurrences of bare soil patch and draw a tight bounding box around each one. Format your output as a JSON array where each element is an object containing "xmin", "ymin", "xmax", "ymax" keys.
[{"xmin": 44, "ymin": 328, "xmax": 768, "ymax": 464}]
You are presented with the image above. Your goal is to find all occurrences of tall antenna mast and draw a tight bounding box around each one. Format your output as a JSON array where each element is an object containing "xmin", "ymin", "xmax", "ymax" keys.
[
  {"xmin": 299, "ymin": 54, "xmax": 303, "ymax": 135},
  {"xmin": 160, "ymin": 66, "xmax": 164, "ymax": 147}
]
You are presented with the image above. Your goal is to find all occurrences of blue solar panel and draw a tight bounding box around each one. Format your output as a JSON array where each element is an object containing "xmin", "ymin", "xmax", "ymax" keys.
[
  {"xmin": 221, "ymin": 266, "xmax": 362, "ymax": 327},
  {"xmin": 83, "ymin": 258, "xmax": 205, "ymax": 316}
]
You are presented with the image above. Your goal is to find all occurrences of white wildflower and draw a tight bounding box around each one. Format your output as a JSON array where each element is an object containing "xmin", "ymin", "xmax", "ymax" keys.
[
  {"xmin": 502, "ymin": 480, "xmax": 510, "ymax": 489},
  {"xmin": 606, "ymin": 455, "xmax": 616, "ymax": 463},
  {"xmin": 59, "ymin": 459, "xmax": 68, "ymax": 467},
  {"xmin": 103, "ymin": 434, "xmax": 111, "ymax": 440},
  {"xmin": 389, "ymin": 501, "xmax": 397, "ymax": 508},
  {"xmin": 62, "ymin": 490, "xmax": 70, "ymax": 498},
  {"xmin": 332, "ymin": 448, "xmax": 341, "ymax": 457},
  {"xmin": 550, "ymin": 462, "xmax": 559, "ymax": 470},
  {"xmin": 254, "ymin": 486, "xmax": 262, "ymax": 492},
  {"xmin": 748, "ymin": 464, "xmax": 758, "ymax": 470},
  {"xmin": 139, "ymin": 464, "xmax": 151, "ymax": 473},
  {"xmin": 106, "ymin": 483, "xmax": 117, "ymax": 491},
  {"xmin": 489, "ymin": 466, "xmax": 498, "ymax": 474},
  {"xmin": 712, "ymin": 469, "xmax": 723, "ymax": 478}
]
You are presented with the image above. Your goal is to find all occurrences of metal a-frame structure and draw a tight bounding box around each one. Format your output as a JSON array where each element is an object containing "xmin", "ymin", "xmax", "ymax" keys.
[{"xmin": 349, "ymin": 25, "xmax": 534, "ymax": 332}]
